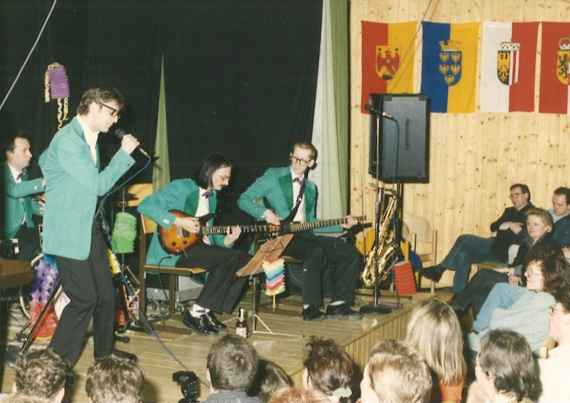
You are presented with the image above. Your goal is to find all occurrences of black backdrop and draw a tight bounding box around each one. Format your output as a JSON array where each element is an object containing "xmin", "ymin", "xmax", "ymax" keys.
[{"xmin": 0, "ymin": 0, "xmax": 322, "ymax": 222}]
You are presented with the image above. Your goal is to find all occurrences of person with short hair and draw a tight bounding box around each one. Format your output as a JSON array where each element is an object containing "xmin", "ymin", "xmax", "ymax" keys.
[
  {"xmin": 268, "ymin": 387, "xmax": 320, "ymax": 403},
  {"xmin": 138, "ymin": 154, "xmax": 250, "ymax": 335},
  {"xmin": 5, "ymin": 348, "xmax": 70, "ymax": 403},
  {"xmin": 538, "ymin": 287, "xmax": 570, "ymax": 402},
  {"xmin": 39, "ymin": 87, "xmax": 140, "ymax": 366},
  {"xmin": 238, "ymin": 142, "xmax": 361, "ymax": 321},
  {"xmin": 422, "ymin": 184, "xmax": 534, "ymax": 293},
  {"xmin": 550, "ymin": 187, "xmax": 570, "ymax": 248},
  {"xmin": 467, "ymin": 329, "xmax": 541, "ymax": 403},
  {"xmin": 360, "ymin": 340, "xmax": 432, "ymax": 403},
  {"xmin": 248, "ymin": 359, "xmax": 292, "ymax": 403},
  {"xmin": 85, "ymin": 355, "xmax": 143, "ymax": 403},
  {"xmin": 302, "ymin": 337, "xmax": 354, "ymax": 403},
  {"xmin": 204, "ymin": 335, "xmax": 260, "ymax": 403},
  {"xmin": 405, "ymin": 299, "xmax": 466, "ymax": 402},
  {"xmin": 3, "ymin": 131, "xmax": 45, "ymax": 260}
]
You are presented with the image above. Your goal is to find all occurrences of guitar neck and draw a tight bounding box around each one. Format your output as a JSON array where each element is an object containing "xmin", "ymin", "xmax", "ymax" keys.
[
  {"xmin": 287, "ymin": 217, "xmax": 361, "ymax": 233},
  {"xmin": 202, "ymin": 223, "xmax": 270, "ymax": 236}
]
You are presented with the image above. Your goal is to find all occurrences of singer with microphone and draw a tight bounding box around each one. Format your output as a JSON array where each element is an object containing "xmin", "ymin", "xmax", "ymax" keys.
[{"xmin": 39, "ymin": 87, "xmax": 140, "ymax": 366}]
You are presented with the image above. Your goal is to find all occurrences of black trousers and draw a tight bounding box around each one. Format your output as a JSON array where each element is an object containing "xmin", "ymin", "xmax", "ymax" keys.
[
  {"xmin": 284, "ymin": 233, "xmax": 361, "ymax": 307},
  {"xmin": 14, "ymin": 225, "xmax": 41, "ymax": 261},
  {"xmin": 451, "ymin": 269, "xmax": 508, "ymax": 317},
  {"xmin": 50, "ymin": 224, "xmax": 115, "ymax": 366},
  {"xmin": 177, "ymin": 243, "xmax": 250, "ymax": 313}
]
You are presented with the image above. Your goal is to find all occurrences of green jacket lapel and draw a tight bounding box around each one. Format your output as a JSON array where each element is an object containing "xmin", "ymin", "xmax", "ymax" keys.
[{"xmin": 278, "ymin": 174, "xmax": 293, "ymax": 209}]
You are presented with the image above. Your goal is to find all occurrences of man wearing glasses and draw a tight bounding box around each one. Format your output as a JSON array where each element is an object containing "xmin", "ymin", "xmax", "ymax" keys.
[
  {"xmin": 422, "ymin": 183, "xmax": 533, "ymax": 293},
  {"xmin": 39, "ymin": 87, "xmax": 139, "ymax": 366},
  {"xmin": 238, "ymin": 142, "xmax": 362, "ymax": 321}
]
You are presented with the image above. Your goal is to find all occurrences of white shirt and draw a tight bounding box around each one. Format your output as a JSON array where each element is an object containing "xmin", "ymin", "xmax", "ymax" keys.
[
  {"xmin": 8, "ymin": 163, "xmax": 22, "ymax": 183},
  {"xmin": 77, "ymin": 116, "xmax": 99, "ymax": 164},
  {"xmin": 196, "ymin": 188, "xmax": 211, "ymax": 244},
  {"xmin": 291, "ymin": 169, "xmax": 305, "ymax": 223},
  {"xmin": 538, "ymin": 344, "xmax": 570, "ymax": 403}
]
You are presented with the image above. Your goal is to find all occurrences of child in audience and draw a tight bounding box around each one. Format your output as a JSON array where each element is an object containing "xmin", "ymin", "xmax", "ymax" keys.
[
  {"xmin": 466, "ymin": 329, "xmax": 541, "ymax": 403},
  {"xmin": 85, "ymin": 355, "xmax": 144, "ymax": 403},
  {"xmin": 405, "ymin": 299, "xmax": 466, "ymax": 402}
]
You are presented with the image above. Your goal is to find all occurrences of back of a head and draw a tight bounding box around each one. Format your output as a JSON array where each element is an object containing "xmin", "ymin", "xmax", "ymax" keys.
[
  {"xmin": 248, "ymin": 359, "xmax": 292, "ymax": 402},
  {"xmin": 303, "ymin": 337, "xmax": 354, "ymax": 402},
  {"xmin": 85, "ymin": 355, "xmax": 144, "ymax": 403},
  {"xmin": 405, "ymin": 299, "xmax": 466, "ymax": 385},
  {"xmin": 207, "ymin": 335, "xmax": 258, "ymax": 392},
  {"xmin": 268, "ymin": 387, "xmax": 321, "ymax": 403},
  {"xmin": 478, "ymin": 329, "xmax": 542, "ymax": 402},
  {"xmin": 14, "ymin": 349, "xmax": 69, "ymax": 401},
  {"xmin": 365, "ymin": 340, "xmax": 432, "ymax": 403},
  {"xmin": 2, "ymin": 394, "xmax": 52, "ymax": 403}
]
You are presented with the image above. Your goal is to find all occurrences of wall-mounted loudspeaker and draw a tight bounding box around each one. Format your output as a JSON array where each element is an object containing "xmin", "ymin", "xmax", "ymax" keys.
[{"xmin": 368, "ymin": 94, "xmax": 430, "ymax": 183}]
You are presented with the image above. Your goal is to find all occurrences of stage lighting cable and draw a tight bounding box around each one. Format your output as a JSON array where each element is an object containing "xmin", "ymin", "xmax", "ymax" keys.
[{"xmin": 0, "ymin": 0, "xmax": 58, "ymax": 113}]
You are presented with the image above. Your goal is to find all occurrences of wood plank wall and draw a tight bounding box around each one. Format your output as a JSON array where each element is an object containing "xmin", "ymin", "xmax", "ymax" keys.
[{"xmin": 349, "ymin": 0, "xmax": 570, "ymax": 263}]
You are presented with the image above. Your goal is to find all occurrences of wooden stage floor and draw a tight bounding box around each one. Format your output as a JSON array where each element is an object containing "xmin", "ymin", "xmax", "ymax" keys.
[{"xmin": 1, "ymin": 291, "xmax": 443, "ymax": 402}]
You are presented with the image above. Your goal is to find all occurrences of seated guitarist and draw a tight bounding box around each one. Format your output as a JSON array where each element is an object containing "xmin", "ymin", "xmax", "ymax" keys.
[
  {"xmin": 238, "ymin": 142, "xmax": 362, "ymax": 321},
  {"xmin": 138, "ymin": 153, "xmax": 250, "ymax": 335}
]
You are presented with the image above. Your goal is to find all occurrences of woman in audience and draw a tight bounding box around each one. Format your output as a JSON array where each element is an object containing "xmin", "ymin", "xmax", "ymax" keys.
[
  {"xmin": 302, "ymin": 337, "xmax": 354, "ymax": 403},
  {"xmin": 538, "ymin": 285, "xmax": 570, "ymax": 402},
  {"xmin": 466, "ymin": 329, "xmax": 541, "ymax": 403},
  {"xmin": 467, "ymin": 246, "xmax": 569, "ymax": 352},
  {"xmin": 405, "ymin": 299, "xmax": 466, "ymax": 403},
  {"xmin": 248, "ymin": 359, "xmax": 292, "ymax": 402},
  {"xmin": 452, "ymin": 208, "xmax": 560, "ymax": 318}
]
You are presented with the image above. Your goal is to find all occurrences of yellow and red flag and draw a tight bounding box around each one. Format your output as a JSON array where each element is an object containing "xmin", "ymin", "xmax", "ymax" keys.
[{"xmin": 361, "ymin": 21, "xmax": 416, "ymax": 113}]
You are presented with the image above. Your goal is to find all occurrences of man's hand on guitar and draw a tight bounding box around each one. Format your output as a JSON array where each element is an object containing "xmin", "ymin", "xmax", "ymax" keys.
[
  {"xmin": 341, "ymin": 216, "xmax": 358, "ymax": 229},
  {"xmin": 264, "ymin": 209, "xmax": 281, "ymax": 226},
  {"xmin": 224, "ymin": 226, "xmax": 242, "ymax": 246},
  {"xmin": 174, "ymin": 216, "xmax": 200, "ymax": 234}
]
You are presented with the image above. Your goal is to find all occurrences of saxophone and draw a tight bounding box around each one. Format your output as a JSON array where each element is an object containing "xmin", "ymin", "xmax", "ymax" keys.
[{"xmin": 361, "ymin": 190, "xmax": 400, "ymax": 288}]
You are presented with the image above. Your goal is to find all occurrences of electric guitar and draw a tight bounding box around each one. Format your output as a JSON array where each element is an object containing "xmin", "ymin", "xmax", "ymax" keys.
[{"xmin": 159, "ymin": 210, "xmax": 366, "ymax": 255}]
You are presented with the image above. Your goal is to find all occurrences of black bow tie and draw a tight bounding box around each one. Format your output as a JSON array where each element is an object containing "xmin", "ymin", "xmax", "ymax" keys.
[
  {"xmin": 203, "ymin": 190, "xmax": 214, "ymax": 199},
  {"xmin": 16, "ymin": 171, "xmax": 26, "ymax": 181},
  {"xmin": 293, "ymin": 177, "xmax": 304, "ymax": 184}
]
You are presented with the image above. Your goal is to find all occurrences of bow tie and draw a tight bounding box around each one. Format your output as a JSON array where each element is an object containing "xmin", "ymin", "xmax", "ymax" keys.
[
  {"xmin": 202, "ymin": 190, "xmax": 214, "ymax": 199},
  {"xmin": 293, "ymin": 177, "xmax": 304, "ymax": 184},
  {"xmin": 16, "ymin": 170, "xmax": 26, "ymax": 181}
]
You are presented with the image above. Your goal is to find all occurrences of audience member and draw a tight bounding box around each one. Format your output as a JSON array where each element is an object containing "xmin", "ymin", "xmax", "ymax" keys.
[
  {"xmin": 85, "ymin": 355, "xmax": 143, "ymax": 403},
  {"xmin": 468, "ymin": 245, "xmax": 569, "ymax": 353},
  {"xmin": 302, "ymin": 337, "xmax": 354, "ymax": 403},
  {"xmin": 268, "ymin": 388, "xmax": 320, "ymax": 403},
  {"xmin": 248, "ymin": 359, "xmax": 292, "ymax": 403},
  {"xmin": 360, "ymin": 340, "xmax": 432, "ymax": 403},
  {"xmin": 550, "ymin": 187, "xmax": 570, "ymax": 248},
  {"xmin": 466, "ymin": 329, "xmax": 541, "ymax": 403},
  {"xmin": 452, "ymin": 208, "xmax": 559, "ymax": 317},
  {"xmin": 422, "ymin": 184, "xmax": 533, "ymax": 293},
  {"xmin": 538, "ymin": 286, "xmax": 570, "ymax": 402},
  {"xmin": 4, "ymin": 349, "xmax": 69, "ymax": 403},
  {"xmin": 204, "ymin": 335, "xmax": 260, "ymax": 403},
  {"xmin": 405, "ymin": 299, "xmax": 466, "ymax": 403}
]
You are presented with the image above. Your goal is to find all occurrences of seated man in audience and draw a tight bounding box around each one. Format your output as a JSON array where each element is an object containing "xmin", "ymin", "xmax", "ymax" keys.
[
  {"xmin": 3, "ymin": 131, "xmax": 46, "ymax": 260},
  {"xmin": 422, "ymin": 183, "xmax": 533, "ymax": 293},
  {"xmin": 85, "ymin": 355, "xmax": 144, "ymax": 403},
  {"xmin": 4, "ymin": 349, "xmax": 69, "ymax": 403},
  {"xmin": 360, "ymin": 340, "xmax": 432, "ymax": 403},
  {"xmin": 551, "ymin": 186, "xmax": 570, "ymax": 247},
  {"xmin": 538, "ymin": 286, "xmax": 570, "ymax": 403},
  {"xmin": 204, "ymin": 335, "xmax": 260, "ymax": 403}
]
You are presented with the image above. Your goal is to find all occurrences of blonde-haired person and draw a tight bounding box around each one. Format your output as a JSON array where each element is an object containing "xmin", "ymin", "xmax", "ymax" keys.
[
  {"xmin": 405, "ymin": 299, "xmax": 466, "ymax": 403},
  {"xmin": 360, "ymin": 340, "xmax": 432, "ymax": 403},
  {"xmin": 302, "ymin": 337, "xmax": 354, "ymax": 403}
]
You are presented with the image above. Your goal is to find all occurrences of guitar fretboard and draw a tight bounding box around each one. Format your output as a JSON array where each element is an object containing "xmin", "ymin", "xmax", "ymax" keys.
[
  {"xmin": 286, "ymin": 216, "xmax": 364, "ymax": 233},
  {"xmin": 202, "ymin": 224, "xmax": 273, "ymax": 236}
]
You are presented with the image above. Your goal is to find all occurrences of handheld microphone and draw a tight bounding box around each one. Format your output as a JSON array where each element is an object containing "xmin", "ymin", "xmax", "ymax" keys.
[
  {"xmin": 366, "ymin": 104, "xmax": 396, "ymax": 120},
  {"xmin": 381, "ymin": 111, "xmax": 395, "ymax": 120},
  {"xmin": 113, "ymin": 128, "xmax": 150, "ymax": 158}
]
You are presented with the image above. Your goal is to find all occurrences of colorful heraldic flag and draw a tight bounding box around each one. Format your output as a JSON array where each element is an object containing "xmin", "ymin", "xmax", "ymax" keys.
[
  {"xmin": 480, "ymin": 22, "xmax": 539, "ymax": 112},
  {"xmin": 421, "ymin": 22, "xmax": 480, "ymax": 113},
  {"xmin": 361, "ymin": 21, "xmax": 416, "ymax": 113},
  {"xmin": 539, "ymin": 22, "xmax": 570, "ymax": 114}
]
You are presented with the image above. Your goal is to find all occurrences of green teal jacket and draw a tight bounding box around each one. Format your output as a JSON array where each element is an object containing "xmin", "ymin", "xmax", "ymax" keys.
[
  {"xmin": 137, "ymin": 178, "xmax": 226, "ymax": 267},
  {"xmin": 3, "ymin": 164, "xmax": 45, "ymax": 238},
  {"xmin": 237, "ymin": 166, "xmax": 341, "ymax": 233},
  {"xmin": 39, "ymin": 117, "xmax": 135, "ymax": 259}
]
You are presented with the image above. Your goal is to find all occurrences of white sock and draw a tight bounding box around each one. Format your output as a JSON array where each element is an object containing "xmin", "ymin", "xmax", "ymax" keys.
[
  {"xmin": 329, "ymin": 300, "xmax": 344, "ymax": 306},
  {"xmin": 190, "ymin": 304, "xmax": 209, "ymax": 317},
  {"xmin": 303, "ymin": 304, "xmax": 310, "ymax": 310}
]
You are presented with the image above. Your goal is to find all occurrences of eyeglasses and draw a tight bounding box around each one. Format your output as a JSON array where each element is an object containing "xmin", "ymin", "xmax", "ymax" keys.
[
  {"xmin": 98, "ymin": 102, "xmax": 121, "ymax": 118},
  {"xmin": 290, "ymin": 154, "xmax": 312, "ymax": 166}
]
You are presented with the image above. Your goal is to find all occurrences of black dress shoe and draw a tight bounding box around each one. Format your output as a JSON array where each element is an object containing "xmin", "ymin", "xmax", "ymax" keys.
[
  {"xmin": 205, "ymin": 312, "xmax": 228, "ymax": 333},
  {"xmin": 326, "ymin": 303, "xmax": 362, "ymax": 320},
  {"xmin": 303, "ymin": 305, "xmax": 325, "ymax": 321},
  {"xmin": 182, "ymin": 311, "xmax": 218, "ymax": 335},
  {"xmin": 111, "ymin": 349, "xmax": 138, "ymax": 364},
  {"xmin": 421, "ymin": 265, "xmax": 444, "ymax": 282}
]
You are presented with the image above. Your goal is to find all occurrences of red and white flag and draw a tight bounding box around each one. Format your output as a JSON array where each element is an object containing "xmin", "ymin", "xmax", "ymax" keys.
[
  {"xmin": 539, "ymin": 22, "xmax": 570, "ymax": 114},
  {"xmin": 479, "ymin": 22, "xmax": 538, "ymax": 112}
]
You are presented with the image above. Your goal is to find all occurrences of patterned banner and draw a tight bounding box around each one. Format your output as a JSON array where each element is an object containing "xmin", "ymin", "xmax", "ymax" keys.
[
  {"xmin": 421, "ymin": 22, "xmax": 480, "ymax": 113},
  {"xmin": 361, "ymin": 21, "xmax": 416, "ymax": 113},
  {"xmin": 539, "ymin": 22, "xmax": 570, "ymax": 114},
  {"xmin": 480, "ymin": 22, "xmax": 539, "ymax": 112}
]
